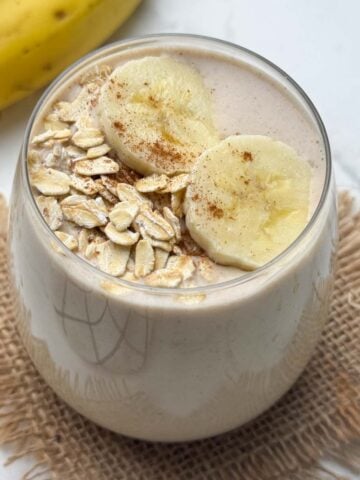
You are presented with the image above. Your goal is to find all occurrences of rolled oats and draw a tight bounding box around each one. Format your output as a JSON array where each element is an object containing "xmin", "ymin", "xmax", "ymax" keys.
[
  {"xmin": 55, "ymin": 83, "xmax": 98, "ymax": 124},
  {"xmin": 147, "ymin": 237, "xmax": 174, "ymax": 252},
  {"xmin": 70, "ymin": 174, "xmax": 99, "ymax": 195},
  {"xmin": 163, "ymin": 207, "xmax": 181, "ymax": 241},
  {"xmin": 160, "ymin": 173, "xmax": 189, "ymax": 193},
  {"xmin": 126, "ymin": 256, "xmax": 135, "ymax": 272},
  {"xmin": 36, "ymin": 196, "xmax": 63, "ymax": 231},
  {"xmin": 30, "ymin": 167, "xmax": 71, "ymax": 196},
  {"xmin": 84, "ymin": 234, "xmax": 106, "ymax": 259},
  {"xmin": 44, "ymin": 152, "xmax": 57, "ymax": 168},
  {"xmin": 52, "ymin": 128, "xmax": 72, "ymax": 140},
  {"xmin": 94, "ymin": 179, "xmax": 118, "ymax": 204},
  {"xmin": 28, "ymin": 150, "xmax": 42, "ymax": 172},
  {"xmin": 76, "ymin": 115, "xmax": 97, "ymax": 130},
  {"xmin": 72, "ymin": 128, "xmax": 104, "ymax": 149},
  {"xmin": 197, "ymin": 257, "xmax": 217, "ymax": 282},
  {"xmin": 86, "ymin": 144, "xmax": 111, "ymax": 158},
  {"xmin": 100, "ymin": 175, "xmax": 118, "ymax": 196},
  {"xmin": 78, "ymin": 228, "xmax": 90, "ymax": 254},
  {"xmin": 146, "ymin": 209, "xmax": 175, "ymax": 237},
  {"xmin": 79, "ymin": 64, "xmax": 112, "ymax": 86},
  {"xmin": 171, "ymin": 190, "xmax": 185, "ymax": 217},
  {"xmin": 144, "ymin": 269, "xmax": 182, "ymax": 288},
  {"xmin": 96, "ymin": 241, "xmax": 130, "ymax": 276},
  {"xmin": 154, "ymin": 248, "xmax": 169, "ymax": 270},
  {"xmin": 55, "ymin": 101, "xmax": 77, "ymax": 123},
  {"xmin": 73, "ymin": 156, "xmax": 119, "ymax": 176},
  {"xmin": 135, "ymin": 239, "xmax": 155, "ymax": 278},
  {"xmin": 135, "ymin": 213, "xmax": 172, "ymax": 241},
  {"xmin": 94, "ymin": 196, "xmax": 108, "ymax": 213},
  {"xmin": 109, "ymin": 201, "xmax": 139, "ymax": 231},
  {"xmin": 43, "ymin": 139, "xmax": 57, "ymax": 148},
  {"xmin": 27, "ymin": 63, "xmax": 222, "ymax": 288},
  {"xmin": 44, "ymin": 113, "xmax": 69, "ymax": 131},
  {"xmin": 66, "ymin": 145, "xmax": 86, "ymax": 158},
  {"xmin": 135, "ymin": 174, "xmax": 168, "ymax": 193},
  {"xmin": 52, "ymin": 143, "xmax": 64, "ymax": 158},
  {"xmin": 104, "ymin": 223, "xmax": 139, "ymax": 246},
  {"xmin": 167, "ymin": 255, "xmax": 195, "ymax": 281},
  {"xmin": 116, "ymin": 183, "xmax": 152, "ymax": 207},
  {"xmin": 84, "ymin": 243, "xmax": 97, "ymax": 259},
  {"xmin": 31, "ymin": 130, "xmax": 55, "ymax": 145},
  {"xmin": 54, "ymin": 231, "xmax": 78, "ymax": 251},
  {"xmin": 61, "ymin": 195, "xmax": 108, "ymax": 228},
  {"xmin": 60, "ymin": 193, "xmax": 86, "ymax": 205}
]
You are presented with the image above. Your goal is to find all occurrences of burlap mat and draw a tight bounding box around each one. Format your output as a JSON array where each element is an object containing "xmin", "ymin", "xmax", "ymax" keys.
[{"xmin": 0, "ymin": 193, "xmax": 359, "ymax": 480}]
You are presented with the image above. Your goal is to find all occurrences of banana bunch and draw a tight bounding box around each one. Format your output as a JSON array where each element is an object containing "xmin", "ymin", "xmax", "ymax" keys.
[
  {"xmin": 0, "ymin": 0, "xmax": 141, "ymax": 110},
  {"xmin": 98, "ymin": 56, "xmax": 311, "ymax": 270}
]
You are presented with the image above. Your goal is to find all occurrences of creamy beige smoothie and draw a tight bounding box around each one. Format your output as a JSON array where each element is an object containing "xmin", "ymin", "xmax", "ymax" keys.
[
  {"xmin": 9, "ymin": 36, "xmax": 336, "ymax": 441},
  {"xmin": 27, "ymin": 46, "xmax": 325, "ymax": 285}
]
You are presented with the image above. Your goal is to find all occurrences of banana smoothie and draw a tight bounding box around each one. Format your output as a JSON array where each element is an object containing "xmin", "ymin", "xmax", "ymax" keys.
[
  {"xmin": 10, "ymin": 36, "xmax": 335, "ymax": 441},
  {"xmin": 27, "ymin": 49, "xmax": 324, "ymax": 285}
]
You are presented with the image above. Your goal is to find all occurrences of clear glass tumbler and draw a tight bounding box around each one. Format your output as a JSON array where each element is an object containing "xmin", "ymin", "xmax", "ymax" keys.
[{"xmin": 9, "ymin": 34, "xmax": 336, "ymax": 442}]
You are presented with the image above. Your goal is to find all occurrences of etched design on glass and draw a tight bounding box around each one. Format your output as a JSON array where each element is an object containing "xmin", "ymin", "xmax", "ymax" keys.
[{"xmin": 54, "ymin": 275, "xmax": 149, "ymax": 374}]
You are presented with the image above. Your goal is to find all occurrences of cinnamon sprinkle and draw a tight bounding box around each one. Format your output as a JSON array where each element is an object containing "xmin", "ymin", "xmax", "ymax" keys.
[
  {"xmin": 208, "ymin": 203, "xmax": 224, "ymax": 219},
  {"xmin": 242, "ymin": 151, "xmax": 253, "ymax": 162},
  {"xmin": 150, "ymin": 140, "xmax": 182, "ymax": 161},
  {"xmin": 113, "ymin": 121, "xmax": 125, "ymax": 133}
]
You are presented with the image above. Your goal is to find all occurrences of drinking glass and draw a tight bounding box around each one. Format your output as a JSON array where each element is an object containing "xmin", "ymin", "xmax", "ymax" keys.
[{"xmin": 9, "ymin": 34, "xmax": 336, "ymax": 442}]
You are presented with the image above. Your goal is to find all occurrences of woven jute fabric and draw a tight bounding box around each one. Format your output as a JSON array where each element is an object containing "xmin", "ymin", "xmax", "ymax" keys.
[{"xmin": 0, "ymin": 193, "xmax": 359, "ymax": 480}]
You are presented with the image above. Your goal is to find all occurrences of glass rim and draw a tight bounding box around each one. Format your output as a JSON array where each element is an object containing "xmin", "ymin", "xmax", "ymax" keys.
[{"xmin": 21, "ymin": 33, "xmax": 332, "ymax": 295}]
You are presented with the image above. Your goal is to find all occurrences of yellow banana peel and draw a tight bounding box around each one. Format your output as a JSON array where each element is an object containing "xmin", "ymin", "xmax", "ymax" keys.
[{"xmin": 0, "ymin": 0, "xmax": 141, "ymax": 109}]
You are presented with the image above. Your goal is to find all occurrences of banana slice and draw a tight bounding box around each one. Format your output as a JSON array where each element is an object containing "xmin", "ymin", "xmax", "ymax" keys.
[
  {"xmin": 185, "ymin": 135, "xmax": 311, "ymax": 270},
  {"xmin": 98, "ymin": 56, "xmax": 219, "ymax": 176}
]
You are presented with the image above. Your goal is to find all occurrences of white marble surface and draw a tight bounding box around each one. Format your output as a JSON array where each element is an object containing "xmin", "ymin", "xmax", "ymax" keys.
[{"xmin": 0, "ymin": 0, "xmax": 359, "ymax": 478}]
